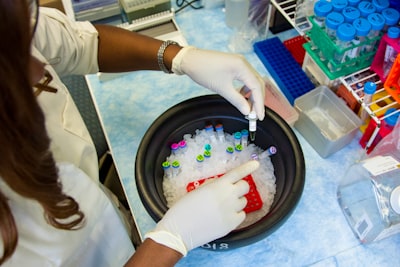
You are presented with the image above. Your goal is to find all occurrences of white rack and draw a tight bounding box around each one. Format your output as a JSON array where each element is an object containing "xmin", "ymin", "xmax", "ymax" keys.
[
  {"xmin": 266, "ymin": 0, "xmax": 400, "ymax": 152},
  {"xmin": 266, "ymin": 0, "xmax": 311, "ymax": 37}
]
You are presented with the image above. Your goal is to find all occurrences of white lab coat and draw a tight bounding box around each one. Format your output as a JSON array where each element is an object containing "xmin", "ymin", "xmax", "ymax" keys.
[{"xmin": 0, "ymin": 7, "xmax": 135, "ymax": 266}]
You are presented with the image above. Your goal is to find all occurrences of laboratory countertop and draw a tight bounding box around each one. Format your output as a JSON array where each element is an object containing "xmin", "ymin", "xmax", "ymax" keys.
[{"xmin": 85, "ymin": 5, "xmax": 400, "ymax": 267}]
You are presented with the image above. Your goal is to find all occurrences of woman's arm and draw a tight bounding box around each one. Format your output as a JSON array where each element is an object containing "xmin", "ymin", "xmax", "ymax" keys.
[
  {"xmin": 94, "ymin": 24, "xmax": 182, "ymax": 73},
  {"xmin": 124, "ymin": 239, "xmax": 182, "ymax": 267}
]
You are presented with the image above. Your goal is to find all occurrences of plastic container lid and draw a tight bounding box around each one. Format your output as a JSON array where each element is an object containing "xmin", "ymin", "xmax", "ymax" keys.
[
  {"xmin": 382, "ymin": 8, "xmax": 400, "ymax": 26},
  {"xmin": 364, "ymin": 81, "xmax": 377, "ymax": 94},
  {"xmin": 390, "ymin": 186, "xmax": 400, "ymax": 214},
  {"xmin": 367, "ymin": 13, "xmax": 385, "ymax": 31},
  {"xmin": 326, "ymin": 12, "xmax": 345, "ymax": 30},
  {"xmin": 332, "ymin": 0, "xmax": 348, "ymax": 12},
  {"xmin": 384, "ymin": 108, "xmax": 400, "ymax": 126},
  {"xmin": 342, "ymin": 6, "xmax": 361, "ymax": 22},
  {"xmin": 387, "ymin": 26, "xmax": 400, "ymax": 39},
  {"xmin": 337, "ymin": 23, "xmax": 356, "ymax": 41},
  {"xmin": 314, "ymin": 1, "xmax": 333, "ymax": 17},
  {"xmin": 358, "ymin": 1, "xmax": 377, "ymax": 17},
  {"xmin": 372, "ymin": 0, "xmax": 390, "ymax": 12},
  {"xmin": 353, "ymin": 18, "xmax": 371, "ymax": 36}
]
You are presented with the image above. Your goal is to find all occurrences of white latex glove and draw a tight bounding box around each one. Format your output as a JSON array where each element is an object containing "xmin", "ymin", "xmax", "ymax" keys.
[
  {"xmin": 172, "ymin": 47, "xmax": 265, "ymax": 120},
  {"xmin": 145, "ymin": 160, "xmax": 260, "ymax": 256}
]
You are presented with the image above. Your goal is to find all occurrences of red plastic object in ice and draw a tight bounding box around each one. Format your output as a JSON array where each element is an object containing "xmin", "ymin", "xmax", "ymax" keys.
[{"xmin": 186, "ymin": 173, "xmax": 263, "ymax": 213}]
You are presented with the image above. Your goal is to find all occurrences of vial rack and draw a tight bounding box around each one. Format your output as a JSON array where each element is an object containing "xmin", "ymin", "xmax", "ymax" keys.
[{"xmin": 340, "ymin": 67, "xmax": 400, "ymax": 152}]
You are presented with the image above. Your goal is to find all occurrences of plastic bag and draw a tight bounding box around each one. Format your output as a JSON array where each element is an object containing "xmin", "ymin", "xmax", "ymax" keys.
[
  {"xmin": 228, "ymin": 0, "xmax": 270, "ymax": 53},
  {"xmin": 368, "ymin": 115, "xmax": 400, "ymax": 159}
]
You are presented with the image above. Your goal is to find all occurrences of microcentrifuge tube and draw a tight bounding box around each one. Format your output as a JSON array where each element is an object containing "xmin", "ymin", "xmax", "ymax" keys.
[
  {"xmin": 178, "ymin": 140, "xmax": 187, "ymax": 154},
  {"xmin": 196, "ymin": 154, "xmax": 204, "ymax": 170},
  {"xmin": 171, "ymin": 160, "xmax": 180, "ymax": 176},
  {"xmin": 204, "ymin": 150, "xmax": 211, "ymax": 160},
  {"xmin": 225, "ymin": 146, "xmax": 234, "ymax": 162},
  {"xmin": 205, "ymin": 124, "xmax": 217, "ymax": 143},
  {"xmin": 204, "ymin": 143, "xmax": 212, "ymax": 151},
  {"xmin": 251, "ymin": 153, "xmax": 259, "ymax": 161},
  {"xmin": 248, "ymin": 111, "xmax": 257, "ymax": 142},
  {"xmin": 233, "ymin": 132, "xmax": 242, "ymax": 146},
  {"xmin": 234, "ymin": 144, "xmax": 243, "ymax": 160},
  {"xmin": 259, "ymin": 146, "xmax": 277, "ymax": 159},
  {"xmin": 170, "ymin": 143, "xmax": 179, "ymax": 155},
  {"xmin": 241, "ymin": 129, "xmax": 249, "ymax": 147},
  {"xmin": 215, "ymin": 124, "xmax": 225, "ymax": 142},
  {"xmin": 162, "ymin": 161, "xmax": 172, "ymax": 178}
]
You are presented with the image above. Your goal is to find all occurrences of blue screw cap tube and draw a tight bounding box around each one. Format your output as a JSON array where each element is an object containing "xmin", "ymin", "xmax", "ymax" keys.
[
  {"xmin": 332, "ymin": 0, "xmax": 348, "ymax": 12},
  {"xmin": 352, "ymin": 18, "xmax": 371, "ymax": 55},
  {"xmin": 359, "ymin": 81, "xmax": 377, "ymax": 122},
  {"xmin": 342, "ymin": 6, "xmax": 361, "ymax": 23},
  {"xmin": 333, "ymin": 23, "xmax": 356, "ymax": 65},
  {"xmin": 325, "ymin": 12, "xmax": 345, "ymax": 39},
  {"xmin": 314, "ymin": 0, "xmax": 333, "ymax": 26},
  {"xmin": 358, "ymin": 1, "xmax": 376, "ymax": 17},
  {"xmin": 372, "ymin": 0, "xmax": 389, "ymax": 12},
  {"xmin": 381, "ymin": 8, "xmax": 400, "ymax": 32}
]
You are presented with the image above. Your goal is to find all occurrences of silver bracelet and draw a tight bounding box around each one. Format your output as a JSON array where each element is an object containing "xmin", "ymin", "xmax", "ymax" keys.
[{"xmin": 157, "ymin": 40, "xmax": 178, "ymax": 74}]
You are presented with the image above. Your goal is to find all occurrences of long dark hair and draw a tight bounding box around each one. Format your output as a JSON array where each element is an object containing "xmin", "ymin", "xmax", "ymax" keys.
[{"xmin": 0, "ymin": 1, "xmax": 84, "ymax": 264}]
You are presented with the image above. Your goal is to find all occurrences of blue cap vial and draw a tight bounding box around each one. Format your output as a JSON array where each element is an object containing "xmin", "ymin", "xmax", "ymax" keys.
[
  {"xmin": 337, "ymin": 23, "xmax": 356, "ymax": 41},
  {"xmin": 372, "ymin": 0, "xmax": 390, "ymax": 12},
  {"xmin": 367, "ymin": 13, "xmax": 385, "ymax": 31},
  {"xmin": 382, "ymin": 8, "xmax": 400, "ymax": 27},
  {"xmin": 347, "ymin": 0, "xmax": 361, "ymax": 6},
  {"xmin": 342, "ymin": 6, "xmax": 361, "ymax": 23},
  {"xmin": 363, "ymin": 82, "xmax": 377, "ymax": 95},
  {"xmin": 358, "ymin": 1, "xmax": 376, "ymax": 17},
  {"xmin": 326, "ymin": 12, "xmax": 345, "ymax": 30},
  {"xmin": 314, "ymin": 1, "xmax": 333, "ymax": 17},
  {"xmin": 353, "ymin": 18, "xmax": 371, "ymax": 36},
  {"xmin": 387, "ymin": 27, "xmax": 400, "ymax": 39},
  {"xmin": 384, "ymin": 108, "xmax": 400, "ymax": 126},
  {"xmin": 332, "ymin": 0, "xmax": 348, "ymax": 12}
]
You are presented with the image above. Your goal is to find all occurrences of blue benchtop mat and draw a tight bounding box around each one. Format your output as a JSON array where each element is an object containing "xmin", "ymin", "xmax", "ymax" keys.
[{"xmin": 85, "ymin": 5, "xmax": 400, "ymax": 267}]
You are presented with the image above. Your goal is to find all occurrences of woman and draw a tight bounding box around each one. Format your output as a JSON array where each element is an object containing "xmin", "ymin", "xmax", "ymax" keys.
[{"xmin": 0, "ymin": 1, "xmax": 262, "ymax": 266}]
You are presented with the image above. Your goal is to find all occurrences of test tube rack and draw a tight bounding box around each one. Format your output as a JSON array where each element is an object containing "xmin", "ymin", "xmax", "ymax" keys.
[
  {"xmin": 254, "ymin": 37, "xmax": 315, "ymax": 105},
  {"xmin": 340, "ymin": 67, "xmax": 400, "ymax": 151},
  {"xmin": 304, "ymin": 16, "xmax": 381, "ymax": 80}
]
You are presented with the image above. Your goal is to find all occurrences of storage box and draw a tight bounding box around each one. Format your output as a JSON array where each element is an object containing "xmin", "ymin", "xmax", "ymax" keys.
[{"xmin": 294, "ymin": 86, "xmax": 362, "ymax": 158}]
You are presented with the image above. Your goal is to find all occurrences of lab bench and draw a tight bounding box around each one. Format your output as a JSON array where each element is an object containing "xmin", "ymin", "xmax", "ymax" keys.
[{"xmin": 85, "ymin": 5, "xmax": 400, "ymax": 267}]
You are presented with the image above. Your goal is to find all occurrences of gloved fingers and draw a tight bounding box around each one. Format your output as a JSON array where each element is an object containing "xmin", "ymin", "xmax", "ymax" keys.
[
  {"xmin": 234, "ymin": 196, "xmax": 248, "ymax": 212},
  {"xmin": 220, "ymin": 87, "xmax": 252, "ymax": 116},
  {"xmin": 221, "ymin": 160, "xmax": 260, "ymax": 184},
  {"xmin": 237, "ymin": 66, "xmax": 266, "ymax": 121},
  {"xmin": 233, "ymin": 179, "xmax": 250, "ymax": 197}
]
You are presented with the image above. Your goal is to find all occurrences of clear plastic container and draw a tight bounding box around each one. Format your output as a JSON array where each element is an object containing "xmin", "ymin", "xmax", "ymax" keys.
[
  {"xmin": 337, "ymin": 155, "xmax": 400, "ymax": 243},
  {"xmin": 225, "ymin": 0, "xmax": 250, "ymax": 29},
  {"xmin": 383, "ymin": 27, "xmax": 400, "ymax": 79}
]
